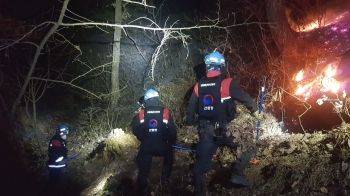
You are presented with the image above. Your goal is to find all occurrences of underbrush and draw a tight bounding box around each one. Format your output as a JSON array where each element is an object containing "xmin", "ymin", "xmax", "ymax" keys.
[{"xmin": 88, "ymin": 109, "xmax": 350, "ymax": 196}]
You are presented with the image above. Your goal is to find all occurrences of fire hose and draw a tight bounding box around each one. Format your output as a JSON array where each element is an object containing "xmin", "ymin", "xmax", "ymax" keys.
[
  {"xmin": 66, "ymin": 153, "xmax": 80, "ymax": 162},
  {"xmin": 172, "ymin": 145, "xmax": 196, "ymax": 153},
  {"xmin": 172, "ymin": 145, "xmax": 219, "ymax": 160}
]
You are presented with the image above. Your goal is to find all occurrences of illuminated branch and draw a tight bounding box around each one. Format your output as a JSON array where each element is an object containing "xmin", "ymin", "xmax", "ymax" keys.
[
  {"xmin": 30, "ymin": 77, "xmax": 101, "ymax": 99},
  {"xmin": 122, "ymin": 0, "xmax": 155, "ymax": 8},
  {"xmin": 149, "ymin": 20, "xmax": 190, "ymax": 80},
  {"xmin": 9, "ymin": 0, "xmax": 69, "ymax": 118},
  {"xmin": 2, "ymin": 0, "xmax": 271, "ymax": 118},
  {"xmin": 60, "ymin": 20, "xmax": 267, "ymax": 30},
  {"xmin": 71, "ymin": 60, "xmax": 112, "ymax": 84}
]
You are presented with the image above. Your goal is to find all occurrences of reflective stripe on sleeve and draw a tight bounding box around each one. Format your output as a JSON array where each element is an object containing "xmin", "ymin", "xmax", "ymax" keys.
[
  {"xmin": 163, "ymin": 108, "xmax": 169, "ymax": 124},
  {"xmin": 139, "ymin": 109, "xmax": 145, "ymax": 123},
  {"xmin": 221, "ymin": 96, "xmax": 231, "ymax": 103},
  {"xmin": 48, "ymin": 164, "xmax": 66, "ymax": 168}
]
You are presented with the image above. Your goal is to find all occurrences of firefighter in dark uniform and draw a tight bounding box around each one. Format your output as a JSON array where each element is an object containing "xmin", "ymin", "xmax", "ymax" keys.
[
  {"xmin": 186, "ymin": 51, "xmax": 262, "ymax": 195},
  {"xmin": 47, "ymin": 124, "xmax": 69, "ymax": 185},
  {"xmin": 132, "ymin": 89, "xmax": 177, "ymax": 195}
]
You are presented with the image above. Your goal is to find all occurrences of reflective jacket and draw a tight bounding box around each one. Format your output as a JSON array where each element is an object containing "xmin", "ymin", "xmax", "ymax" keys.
[
  {"xmin": 132, "ymin": 105, "xmax": 177, "ymax": 151},
  {"xmin": 186, "ymin": 71, "xmax": 258, "ymax": 126},
  {"xmin": 47, "ymin": 133, "xmax": 67, "ymax": 168}
]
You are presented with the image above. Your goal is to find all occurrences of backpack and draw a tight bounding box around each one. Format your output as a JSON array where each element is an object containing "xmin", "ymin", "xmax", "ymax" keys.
[
  {"xmin": 198, "ymin": 76, "xmax": 225, "ymax": 120},
  {"xmin": 139, "ymin": 106, "xmax": 169, "ymax": 134}
]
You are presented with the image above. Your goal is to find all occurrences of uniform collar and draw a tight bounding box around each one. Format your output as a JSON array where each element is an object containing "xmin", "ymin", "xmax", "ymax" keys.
[
  {"xmin": 145, "ymin": 98, "xmax": 160, "ymax": 107},
  {"xmin": 206, "ymin": 71, "xmax": 221, "ymax": 78}
]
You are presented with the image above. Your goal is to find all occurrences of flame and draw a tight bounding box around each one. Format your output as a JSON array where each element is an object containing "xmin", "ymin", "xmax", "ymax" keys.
[
  {"xmin": 320, "ymin": 76, "xmax": 340, "ymax": 93},
  {"xmin": 296, "ymin": 11, "xmax": 348, "ymax": 32},
  {"xmin": 325, "ymin": 64, "xmax": 336, "ymax": 77},
  {"xmin": 294, "ymin": 64, "xmax": 341, "ymax": 100},
  {"xmin": 294, "ymin": 70, "xmax": 304, "ymax": 81},
  {"xmin": 295, "ymin": 84, "xmax": 305, "ymax": 95},
  {"xmin": 295, "ymin": 80, "xmax": 316, "ymax": 96},
  {"xmin": 300, "ymin": 22, "xmax": 322, "ymax": 32}
]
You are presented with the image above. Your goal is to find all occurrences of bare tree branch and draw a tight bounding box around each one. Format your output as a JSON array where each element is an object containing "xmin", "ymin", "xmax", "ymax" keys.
[
  {"xmin": 10, "ymin": 0, "xmax": 70, "ymax": 118},
  {"xmin": 122, "ymin": 0, "xmax": 155, "ymax": 8}
]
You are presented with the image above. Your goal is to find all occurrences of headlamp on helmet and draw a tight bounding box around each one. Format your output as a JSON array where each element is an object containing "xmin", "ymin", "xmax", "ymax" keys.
[{"xmin": 57, "ymin": 125, "xmax": 69, "ymax": 136}]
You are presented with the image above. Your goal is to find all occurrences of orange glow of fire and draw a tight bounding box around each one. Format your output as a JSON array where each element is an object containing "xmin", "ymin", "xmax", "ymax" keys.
[
  {"xmin": 335, "ymin": 12, "xmax": 346, "ymax": 21},
  {"xmin": 320, "ymin": 76, "xmax": 340, "ymax": 93},
  {"xmin": 294, "ymin": 64, "xmax": 340, "ymax": 100},
  {"xmin": 297, "ymin": 11, "xmax": 348, "ymax": 32},
  {"xmin": 299, "ymin": 21, "xmax": 334, "ymax": 32},
  {"xmin": 324, "ymin": 64, "xmax": 337, "ymax": 77},
  {"xmin": 295, "ymin": 80, "xmax": 316, "ymax": 95},
  {"xmin": 294, "ymin": 70, "xmax": 304, "ymax": 81},
  {"xmin": 300, "ymin": 22, "xmax": 321, "ymax": 32}
]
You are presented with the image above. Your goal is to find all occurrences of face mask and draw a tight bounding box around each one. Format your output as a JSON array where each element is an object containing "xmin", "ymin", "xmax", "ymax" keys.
[{"xmin": 61, "ymin": 135, "xmax": 67, "ymax": 140}]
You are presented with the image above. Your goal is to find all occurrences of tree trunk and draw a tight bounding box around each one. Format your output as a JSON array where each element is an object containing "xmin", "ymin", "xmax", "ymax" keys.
[
  {"xmin": 111, "ymin": 0, "xmax": 122, "ymax": 108},
  {"xmin": 32, "ymin": 96, "xmax": 44, "ymax": 155},
  {"xmin": 266, "ymin": 0, "xmax": 300, "ymax": 89},
  {"xmin": 265, "ymin": 0, "xmax": 297, "ymax": 59}
]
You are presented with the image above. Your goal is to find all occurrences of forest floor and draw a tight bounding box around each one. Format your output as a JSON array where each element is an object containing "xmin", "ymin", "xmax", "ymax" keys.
[
  {"xmin": 25, "ymin": 103, "xmax": 350, "ymax": 196},
  {"xmin": 78, "ymin": 123, "xmax": 350, "ymax": 196}
]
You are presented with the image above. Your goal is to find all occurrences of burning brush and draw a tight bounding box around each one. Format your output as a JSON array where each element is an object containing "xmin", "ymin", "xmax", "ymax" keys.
[{"xmin": 293, "ymin": 63, "xmax": 347, "ymax": 108}]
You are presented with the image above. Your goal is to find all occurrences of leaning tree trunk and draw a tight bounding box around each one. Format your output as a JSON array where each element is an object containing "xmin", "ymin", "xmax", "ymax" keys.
[
  {"xmin": 266, "ymin": 0, "xmax": 298, "ymax": 64},
  {"xmin": 110, "ymin": 0, "xmax": 122, "ymax": 109},
  {"xmin": 266, "ymin": 0, "xmax": 300, "ymax": 88}
]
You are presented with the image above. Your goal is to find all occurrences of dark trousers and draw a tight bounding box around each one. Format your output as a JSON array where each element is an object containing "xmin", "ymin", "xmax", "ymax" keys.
[
  {"xmin": 45, "ymin": 168, "xmax": 62, "ymax": 195},
  {"xmin": 193, "ymin": 123, "xmax": 217, "ymax": 196},
  {"xmin": 136, "ymin": 142, "xmax": 174, "ymax": 195},
  {"xmin": 48, "ymin": 168, "xmax": 62, "ymax": 184},
  {"xmin": 193, "ymin": 121, "xmax": 243, "ymax": 196}
]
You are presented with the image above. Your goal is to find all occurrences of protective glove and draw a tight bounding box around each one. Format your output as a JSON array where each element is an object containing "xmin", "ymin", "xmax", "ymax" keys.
[{"xmin": 252, "ymin": 110, "xmax": 263, "ymax": 121}]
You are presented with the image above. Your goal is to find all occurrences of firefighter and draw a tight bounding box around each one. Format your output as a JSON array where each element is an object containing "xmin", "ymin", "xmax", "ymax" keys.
[
  {"xmin": 185, "ymin": 51, "xmax": 262, "ymax": 195},
  {"xmin": 47, "ymin": 124, "xmax": 69, "ymax": 185},
  {"xmin": 132, "ymin": 89, "xmax": 177, "ymax": 195}
]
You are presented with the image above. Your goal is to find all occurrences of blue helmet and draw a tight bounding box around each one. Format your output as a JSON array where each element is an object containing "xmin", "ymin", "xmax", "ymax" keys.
[
  {"xmin": 144, "ymin": 89, "xmax": 159, "ymax": 101},
  {"xmin": 204, "ymin": 51, "xmax": 225, "ymax": 72},
  {"xmin": 204, "ymin": 51, "xmax": 225, "ymax": 66},
  {"xmin": 57, "ymin": 124, "xmax": 69, "ymax": 136}
]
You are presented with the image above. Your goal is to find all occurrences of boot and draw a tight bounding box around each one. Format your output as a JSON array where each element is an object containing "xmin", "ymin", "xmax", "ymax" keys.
[
  {"xmin": 230, "ymin": 150, "xmax": 254, "ymax": 187},
  {"xmin": 230, "ymin": 173, "xmax": 252, "ymax": 187},
  {"xmin": 161, "ymin": 165, "xmax": 172, "ymax": 180},
  {"xmin": 160, "ymin": 176, "xmax": 171, "ymax": 194},
  {"xmin": 136, "ymin": 179, "xmax": 147, "ymax": 196},
  {"xmin": 193, "ymin": 174, "xmax": 206, "ymax": 196},
  {"xmin": 161, "ymin": 165, "xmax": 172, "ymax": 194}
]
